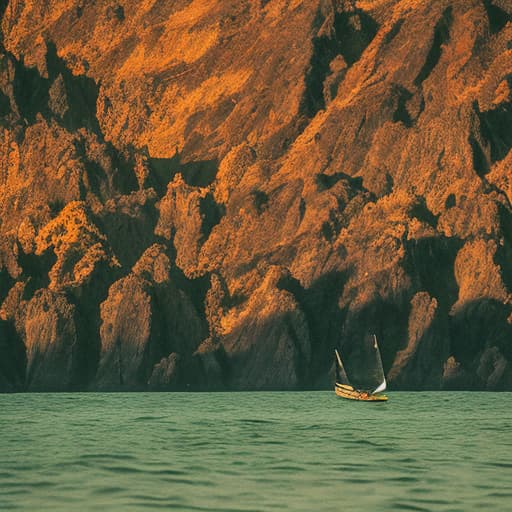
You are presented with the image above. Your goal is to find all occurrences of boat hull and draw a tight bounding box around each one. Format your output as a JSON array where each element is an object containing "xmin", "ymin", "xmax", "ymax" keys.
[{"xmin": 335, "ymin": 383, "xmax": 388, "ymax": 402}]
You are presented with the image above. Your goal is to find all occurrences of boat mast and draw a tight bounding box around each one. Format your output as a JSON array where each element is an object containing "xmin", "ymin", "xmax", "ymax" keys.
[{"xmin": 334, "ymin": 349, "xmax": 350, "ymax": 386}]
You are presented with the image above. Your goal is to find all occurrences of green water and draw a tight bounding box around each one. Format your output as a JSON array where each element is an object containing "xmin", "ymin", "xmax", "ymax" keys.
[{"xmin": 1, "ymin": 392, "xmax": 511, "ymax": 511}]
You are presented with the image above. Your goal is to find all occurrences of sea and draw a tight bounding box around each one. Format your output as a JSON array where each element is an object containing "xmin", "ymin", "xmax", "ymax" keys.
[{"xmin": 1, "ymin": 392, "xmax": 511, "ymax": 511}]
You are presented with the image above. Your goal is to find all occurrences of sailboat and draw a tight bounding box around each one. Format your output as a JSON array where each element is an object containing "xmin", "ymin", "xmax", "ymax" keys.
[{"xmin": 334, "ymin": 334, "xmax": 388, "ymax": 402}]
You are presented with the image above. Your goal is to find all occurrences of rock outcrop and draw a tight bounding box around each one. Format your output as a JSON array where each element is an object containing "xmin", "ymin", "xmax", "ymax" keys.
[
  {"xmin": 1, "ymin": 0, "xmax": 512, "ymax": 391},
  {"xmin": 94, "ymin": 244, "xmax": 206, "ymax": 390}
]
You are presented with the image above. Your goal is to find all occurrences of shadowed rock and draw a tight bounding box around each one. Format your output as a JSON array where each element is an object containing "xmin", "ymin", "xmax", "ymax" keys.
[
  {"xmin": 93, "ymin": 244, "xmax": 205, "ymax": 390},
  {"xmin": 24, "ymin": 289, "xmax": 82, "ymax": 391}
]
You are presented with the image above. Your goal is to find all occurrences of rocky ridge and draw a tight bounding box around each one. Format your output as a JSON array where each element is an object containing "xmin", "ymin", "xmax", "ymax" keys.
[{"xmin": 1, "ymin": 0, "xmax": 512, "ymax": 391}]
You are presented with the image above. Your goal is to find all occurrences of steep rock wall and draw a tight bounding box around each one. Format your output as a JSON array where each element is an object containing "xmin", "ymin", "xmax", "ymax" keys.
[{"xmin": 1, "ymin": 0, "xmax": 511, "ymax": 391}]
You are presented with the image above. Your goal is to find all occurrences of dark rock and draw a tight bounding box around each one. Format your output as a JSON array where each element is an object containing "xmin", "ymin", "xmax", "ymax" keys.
[
  {"xmin": 93, "ymin": 245, "xmax": 205, "ymax": 390},
  {"xmin": 219, "ymin": 266, "xmax": 311, "ymax": 390},
  {"xmin": 477, "ymin": 346, "xmax": 512, "ymax": 390},
  {"xmin": 148, "ymin": 352, "xmax": 181, "ymax": 391},
  {"xmin": 23, "ymin": 289, "xmax": 83, "ymax": 391},
  {"xmin": 388, "ymin": 292, "xmax": 449, "ymax": 390},
  {"xmin": 0, "ymin": 319, "xmax": 25, "ymax": 392}
]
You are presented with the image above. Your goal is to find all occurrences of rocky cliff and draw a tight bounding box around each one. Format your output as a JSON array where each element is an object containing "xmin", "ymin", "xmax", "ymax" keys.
[{"xmin": 1, "ymin": 0, "xmax": 512, "ymax": 391}]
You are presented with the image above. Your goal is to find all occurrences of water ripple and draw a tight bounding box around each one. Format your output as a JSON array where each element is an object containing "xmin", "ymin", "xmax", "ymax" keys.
[{"xmin": 1, "ymin": 391, "xmax": 511, "ymax": 511}]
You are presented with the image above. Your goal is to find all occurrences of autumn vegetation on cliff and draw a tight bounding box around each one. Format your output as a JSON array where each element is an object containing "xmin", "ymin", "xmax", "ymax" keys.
[{"xmin": 1, "ymin": 0, "xmax": 511, "ymax": 391}]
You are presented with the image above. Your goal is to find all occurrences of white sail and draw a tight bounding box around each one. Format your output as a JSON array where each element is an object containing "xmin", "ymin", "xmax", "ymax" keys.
[
  {"xmin": 373, "ymin": 378, "xmax": 387, "ymax": 394},
  {"xmin": 371, "ymin": 334, "xmax": 386, "ymax": 394},
  {"xmin": 335, "ymin": 349, "xmax": 343, "ymax": 368}
]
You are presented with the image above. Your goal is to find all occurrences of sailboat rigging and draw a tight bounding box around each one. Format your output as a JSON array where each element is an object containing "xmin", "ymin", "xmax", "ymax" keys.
[{"xmin": 334, "ymin": 334, "xmax": 388, "ymax": 402}]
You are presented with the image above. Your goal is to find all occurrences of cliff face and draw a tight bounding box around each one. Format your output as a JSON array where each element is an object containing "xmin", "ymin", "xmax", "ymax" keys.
[{"xmin": 1, "ymin": 0, "xmax": 512, "ymax": 391}]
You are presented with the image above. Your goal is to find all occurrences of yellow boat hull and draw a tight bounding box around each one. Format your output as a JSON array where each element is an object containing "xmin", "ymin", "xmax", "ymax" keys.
[{"xmin": 335, "ymin": 383, "xmax": 388, "ymax": 402}]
